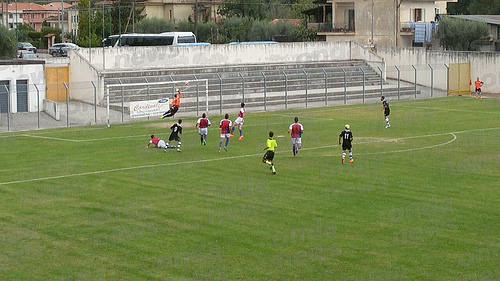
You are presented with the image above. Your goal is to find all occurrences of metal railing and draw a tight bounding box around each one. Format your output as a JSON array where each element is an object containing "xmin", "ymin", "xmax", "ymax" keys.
[{"xmin": 0, "ymin": 64, "xmax": 449, "ymax": 132}]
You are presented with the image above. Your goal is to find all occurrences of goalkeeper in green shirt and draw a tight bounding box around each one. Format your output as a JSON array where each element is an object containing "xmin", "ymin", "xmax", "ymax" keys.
[{"xmin": 262, "ymin": 131, "xmax": 278, "ymax": 175}]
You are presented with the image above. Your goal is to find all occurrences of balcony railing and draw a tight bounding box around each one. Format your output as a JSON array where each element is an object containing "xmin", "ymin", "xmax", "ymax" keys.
[
  {"xmin": 307, "ymin": 22, "xmax": 355, "ymax": 33},
  {"xmin": 400, "ymin": 22, "xmax": 415, "ymax": 33}
]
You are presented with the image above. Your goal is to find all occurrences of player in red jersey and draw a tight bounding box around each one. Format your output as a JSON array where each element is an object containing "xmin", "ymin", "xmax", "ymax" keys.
[
  {"xmin": 288, "ymin": 116, "xmax": 304, "ymax": 157},
  {"xmin": 219, "ymin": 113, "xmax": 232, "ymax": 152},
  {"xmin": 230, "ymin": 102, "xmax": 245, "ymax": 141},
  {"xmin": 196, "ymin": 113, "xmax": 211, "ymax": 145},
  {"xmin": 147, "ymin": 135, "xmax": 167, "ymax": 152}
]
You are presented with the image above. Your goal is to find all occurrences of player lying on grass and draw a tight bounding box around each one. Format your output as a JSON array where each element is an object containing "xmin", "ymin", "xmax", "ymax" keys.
[
  {"xmin": 147, "ymin": 135, "xmax": 167, "ymax": 152},
  {"xmin": 339, "ymin": 124, "xmax": 353, "ymax": 164},
  {"xmin": 196, "ymin": 113, "xmax": 211, "ymax": 145},
  {"xmin": 262, "ymin": 131, "xmax": 277, "ymax": 175},
  {"xmin": 288, "ymin": 116, "xmax": 304, "ymax": 157}
]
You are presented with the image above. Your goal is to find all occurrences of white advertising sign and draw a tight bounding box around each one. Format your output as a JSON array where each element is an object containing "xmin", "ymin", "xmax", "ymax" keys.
[{"xmin": 129, "ymin": 98, "xmax": 170, "ymax": 118}]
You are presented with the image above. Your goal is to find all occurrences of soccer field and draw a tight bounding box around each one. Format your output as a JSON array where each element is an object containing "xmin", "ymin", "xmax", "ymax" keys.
[{"xmin": 0, "ymin": 97, "xmax": 498, "ymax": 280}]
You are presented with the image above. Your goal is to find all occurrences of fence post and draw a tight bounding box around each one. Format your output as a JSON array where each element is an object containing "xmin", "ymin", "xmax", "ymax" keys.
[
  {"xmin": 196, "ymin": 82, "xmax": 199, "ymax": 116},
  {"xmin": 322, "ymin": 69, "xmax": 328, "ymax": 105},
  {"xmin": 444, "ymin": 64, "xmax": 449, "ymax": 96},
  {"xmin": 34, "ymin": 84, "xmax": 40, "ymax": 129},
  {"xmin": 395, "ymin": 66, "xmax": 401, "ymax": 100},
  {"xmin": 341, "ymin": 67, "xmax": 347, "ymax": 105},
  {"xmin": 377, "ymin": 66, "xmax": 383, "ymax": 96},
  {"xmin": 217, "ymin": 74, "xmax": 222, "ymax": 114},
  {"xmin": 91, "ymin": 81, "xmax": 97, "ymax": 124},
  {"xmin": 261, "ymin": 72, "xmax": 267, "ymax": 111},
  {"xmin": 282, "ymin": 70, "xmax": 288, "ymax": 109},
  {"xmin": 64, "ymin": 82, "xmax": 69, "ymax": 127},
  {"xmin": 429, "ymin": 64, "xmax": 434, "ymax": 98},
  {"xmin": 239, "ymin": 73, "xmax": 245, "ymax": 102},
  {"xmin": 169, "ymin": 75, "xmax": 174, "ymax": 94},
  {"xmin": 3, "ymin": 84, "xmax": 10, "ymax": 131},
  {"xmin": 144, "ymin": 78, "xmax": 150, "ymax": 121},
  {"xmin": 303, "ymin": 69, "xmax": 309, "ymax": 107},
  {"xmin": 106, "ymin": 86, "xmax": 110, "ymax": 128},
  {"xmin": 412, "ymin": 65, "xmax": 417, "ymax": 99},
  {"xmin": 360, "ymin": 67, "xmax": 366, "ymax": 103},
  {"xmin": 205, "ymin": 79, "xmax": 209, "ymax": 113},
  {"xmin": 119, "ymin": 79, "xmax": 124, "ymax": 123}
]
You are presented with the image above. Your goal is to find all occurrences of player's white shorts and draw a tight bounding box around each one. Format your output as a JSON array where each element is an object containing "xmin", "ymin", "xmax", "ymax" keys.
[
  {"xmin": 234, "ymin": 117, "xmax": 244, "ymax": 125},
  {"xmin": 291, "ymin": 137, "xmax": 301, "ymax": 145},
  {"xmin": 198, "ymin": 128, "xmax": 208, "ymax": 135},
  {"xmin": 220, "ymin": 133, "xmax": 231, "ymax": 138},
  {"xmin": 158, "ymin": 139, "xmax": 167, "ymax": 149}
]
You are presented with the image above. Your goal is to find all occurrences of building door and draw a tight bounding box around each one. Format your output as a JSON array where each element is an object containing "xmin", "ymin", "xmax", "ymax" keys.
[
  {"xmin": 347, "ymin": 9, "xmax": 355, "ymax": 31},
  {"xmin": 0, "ymin": 81, "xmax": 9, "ymax": 113},
  {"xmin": 448, "ymin": 62, "xmax": 470, "ymax": 95},
  {"xmin": 16, "ymin": 80, "xmax": 28, "ymax": 112}
]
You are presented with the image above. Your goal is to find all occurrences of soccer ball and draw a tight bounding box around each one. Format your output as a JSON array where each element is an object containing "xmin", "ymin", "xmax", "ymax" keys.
[{"xmin": 184, "ymin": 81, "xmax": 189, "ymax": 86}]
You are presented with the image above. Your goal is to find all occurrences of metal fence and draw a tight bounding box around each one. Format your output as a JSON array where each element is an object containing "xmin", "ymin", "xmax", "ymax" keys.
[{"xmin": 0, "ymin": 64, "xmax": 449, "ymax": 132}]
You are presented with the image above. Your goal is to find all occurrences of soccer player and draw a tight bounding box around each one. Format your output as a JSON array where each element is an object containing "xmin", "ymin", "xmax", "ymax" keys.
[
  {"xmin": 381, "ymin": 95, "xmax": 391, "ymax": 128},
  {"xmin": 230, "ymin": 102, "xmax": 245, "ymax": 141},
  {"xmin": 474, "ymin": 77, "xmax": 484, "ymax": 98},
  {"xmin": 196, "ymin": 113, "xmax": 211, "ymax": 145},
  {"xmin": 339, "ymin": 124, "xmax": 354, "ymax": 164},
  {"xmin": 147, "ymin": 134, "xmax": 167, "ymax": 151},
  {"xmin": 219, "ymin": 113, "xmax": 232, "ymax": 152},
  {"xmin": 161, "ymin": 89, "xmax": 182, "ymax": 118},
  {"xmin": 262, "ymin": 131, "xmax": 278, "ymax": 174},
  {"xmin": 166, "ymin": 119, "xmax": 182, "ymax": 152},
  {"xmin": 288, "ymin": 116, "xmax": 304, "ymax": 157}
]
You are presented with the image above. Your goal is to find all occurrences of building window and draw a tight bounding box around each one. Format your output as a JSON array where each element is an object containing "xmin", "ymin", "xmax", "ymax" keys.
[
  {"xmin": 414, "ymin": 9, "xmax": 422, "ymax": 22},
  {"xmin": 169, "ymin": 10, "xmax": 172, "ymax": 20},
  {"xmin": 9, "ymin": 13, "xmax": 13, "ymax": 19}
]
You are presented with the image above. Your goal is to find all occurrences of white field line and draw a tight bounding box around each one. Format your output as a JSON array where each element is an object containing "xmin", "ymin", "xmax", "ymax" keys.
[
  {"xmin": 0, "ymin": 127, "xmax": 498, "ymax": 186},
  {"xmin": 398, "ymin": 105, "xmax": 500, "ymax": 114},
  {"xmin": 21, "ymin": 134, "xmax": 81, "ymax": 142},
  {"xmin": 319, "ymin": 133, "xmax": 457, "ymax": 157},
  {"xmin": 11, "ymin": 121, "xmax": 291, "ymax": 143}
]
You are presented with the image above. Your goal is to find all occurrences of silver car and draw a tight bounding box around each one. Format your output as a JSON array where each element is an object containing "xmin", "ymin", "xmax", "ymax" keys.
[{"xmin": 49, "ymin": 43, "xmax": 80, "ymax": 57}]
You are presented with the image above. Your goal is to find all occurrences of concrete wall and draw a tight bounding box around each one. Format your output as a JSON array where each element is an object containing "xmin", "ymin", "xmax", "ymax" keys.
[
  {"xmin": 377, "ymin": 46, "xmax": 500, "ymax": 93},
  {"xmin": 68, "ymin": 51, "xmax": 104, "ymax": 104},
  {"xmin": 77, "ymin": 42, "xmax": 355, "ymax": 71},
  {"xmin": 0, "ymin": 61, "xmax": 46, "ymax": 113}
]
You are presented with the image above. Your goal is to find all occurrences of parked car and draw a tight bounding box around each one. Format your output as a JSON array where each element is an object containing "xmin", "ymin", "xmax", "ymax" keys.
[
  {"xmin": 49, "ymin": 43, "xmax": 80, "ymax": 57},
  {"xmin": 17, "ymin": 42, "xmax": 37, "ymax": 53},
  {"xmin": 18, "ymin": 50, "xmax": 38, "ymax": 60}
]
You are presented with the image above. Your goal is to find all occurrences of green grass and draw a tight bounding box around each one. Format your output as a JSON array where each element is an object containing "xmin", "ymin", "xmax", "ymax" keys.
[{"xmin": 0, "ymin": 97, "xmax": 499, "ymax": 280}]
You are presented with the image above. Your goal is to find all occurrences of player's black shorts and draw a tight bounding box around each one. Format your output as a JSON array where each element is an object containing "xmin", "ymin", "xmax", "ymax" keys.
[
  {"xmin": 342, "ymin": 143, "xmax": 352, "ymax": 151},
  {"xmin": 263, "ymin": 151, "xmax": 275, "ymax": 161},
  {"xmin": 475, "ymin": 87, "xmax": 481, "ymax": 93},
  {"xmin": 384, "ymin": 108, "xmax": 390, "ymax": 116},
  {"xmin": 169, "ymin": 133, "xmax": 181, "ymax": 142}
]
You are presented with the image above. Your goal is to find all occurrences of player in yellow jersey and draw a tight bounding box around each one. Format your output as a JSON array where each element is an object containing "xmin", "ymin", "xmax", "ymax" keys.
[{"xmin": 262, "ymin": 131, "xmax": 278, "ymax": 174}]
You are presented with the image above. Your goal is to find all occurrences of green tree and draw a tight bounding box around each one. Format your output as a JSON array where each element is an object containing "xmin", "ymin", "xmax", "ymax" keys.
[
  {"xmin": 41, "ymin": 26, "xmax": 62, "ymax": 48},
  {"xmin": 109, "ymin": 0, "xmax": 146, "ymax": 34},
  {"xmin": 289, "ymin": 0, "xmax": 315, "ymax": 20},
  {"xmin": 0, "ymin": 25, "xmax": 17, "ymax": 59},
  {"xmin": 437, "ymin": 16, "xmax": 489, "ymax": 51},
  {"xmin": 135, "ymin": 17, "xmax": 174, "ymax": 33},
  {"xmin": 467, "ymin": 0, "xmax": 500, "ymax": 14},
  {"xmin": 447, "ymin": 0, "xmax": 473, "ymax": 15},
  {"xmin": 219, "ymin": 0, "xmax": 269, "ymax": 20}
]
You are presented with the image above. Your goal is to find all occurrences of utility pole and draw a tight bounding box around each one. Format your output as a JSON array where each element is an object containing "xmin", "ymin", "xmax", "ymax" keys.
[
  {"xmin": 61, "ymin": 0, "xmax": 65, "ymax": 42},
  {"xmin": 194, "ymin": 0, "xmax": 198, "ymax": 37},
  {"xmin": 371, "ymin": 0, "xmax": 374, "ymax": 46},
  {"xmin": 132, "ymin": 0, "xmax": 135, "ymax": 33}
]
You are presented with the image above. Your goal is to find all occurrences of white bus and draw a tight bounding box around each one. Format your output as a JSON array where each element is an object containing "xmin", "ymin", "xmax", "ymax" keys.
[{"xmin": 103, "ymin": 32, "xmax": 196, "ymax": 47}]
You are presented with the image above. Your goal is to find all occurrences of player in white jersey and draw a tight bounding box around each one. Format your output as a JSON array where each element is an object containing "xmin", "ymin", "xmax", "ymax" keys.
[{"xmin": 230, "ymin": 102, "xmax": 245, "ymax": 141}]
